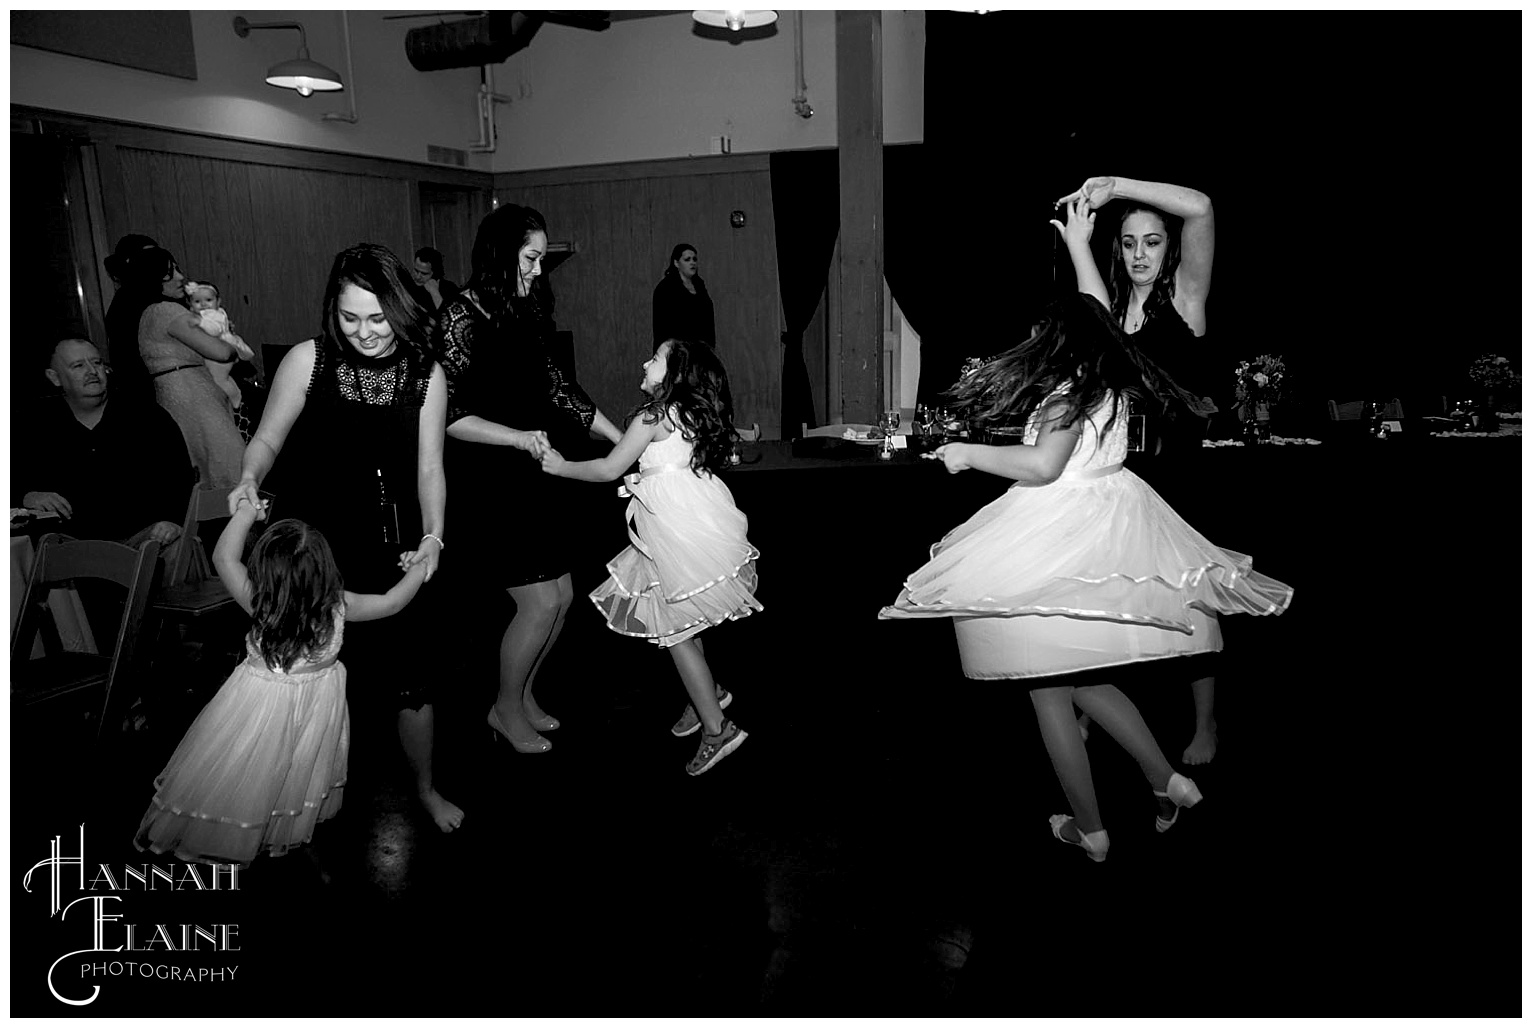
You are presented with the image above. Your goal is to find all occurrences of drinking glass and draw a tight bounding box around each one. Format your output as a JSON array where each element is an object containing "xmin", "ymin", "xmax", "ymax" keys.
[{"xmin": 878, "ymin": 409, "xmax": 901, "ymax": 458}]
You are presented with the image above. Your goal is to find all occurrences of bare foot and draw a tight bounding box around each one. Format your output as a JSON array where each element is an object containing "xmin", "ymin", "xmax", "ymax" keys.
[
  {"xmin": 1182, "ymin": 722, "xmax": 1217, "ymax": 765},
  {"xmin": 420, "ymin": 789, "xmax": 464, "ymax": 833}
]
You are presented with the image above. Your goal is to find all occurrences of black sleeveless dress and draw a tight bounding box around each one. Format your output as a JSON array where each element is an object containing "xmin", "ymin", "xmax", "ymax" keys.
[
  {"xmin": 264, "ymin": 340, "xmax": 438, "ymax": 711},
  {"xmin": 436, "ymin": 292, "xmax": 598, "ymax": 587}
]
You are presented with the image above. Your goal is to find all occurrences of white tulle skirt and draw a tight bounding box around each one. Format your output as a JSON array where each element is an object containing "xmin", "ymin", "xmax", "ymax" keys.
[
  {"xmin": 591, "ymin": 465, "xmax": 762, "ymax": 648},
  {"xmin": 880, "ymin": 466, "xmax": 1292, "ymax": 679},
  {"xmin": 135, "ymin": 658, "xmax": 349, "ymax": 866}
]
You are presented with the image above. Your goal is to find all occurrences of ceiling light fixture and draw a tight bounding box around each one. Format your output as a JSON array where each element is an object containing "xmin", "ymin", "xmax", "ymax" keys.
[
  {"xmin": 233, "ymin": 16, "xmax": 344, "ymax": 97},
  {"xmin": 692, "ymin": 10, "xmax": 778, "ymax": 32}
]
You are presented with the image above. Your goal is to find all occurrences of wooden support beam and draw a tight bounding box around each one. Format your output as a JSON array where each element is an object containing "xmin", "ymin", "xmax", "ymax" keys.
[{"xmin": 834, "ymin": 10, "xmax": 883, "ymax": 425}]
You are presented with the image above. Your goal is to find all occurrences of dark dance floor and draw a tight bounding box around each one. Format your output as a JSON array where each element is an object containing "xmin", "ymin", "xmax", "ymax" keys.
[{"xmin": 10, "ymin": 433, "xmax": 1521, "ymax": 1016}]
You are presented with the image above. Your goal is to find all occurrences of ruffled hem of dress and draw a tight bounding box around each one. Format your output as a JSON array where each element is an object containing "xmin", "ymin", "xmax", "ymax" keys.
[
  {"xmin": 143, "ymin": 774, "xmax": 347, "ymax": 826},
  {"xmin": 589, "ymin": 596, "xmax": 761, "ymax": 648},
  {"xmin": 957, "ymin": 650, "xmax": 1223, "ymax": 680},
  {"xmin": 883, "ymin": 562, "xmax": 1293, "ymax": 628},
  {"xmin": 596, "ymin": 543, "xmax": 761, "ymax": 604}
]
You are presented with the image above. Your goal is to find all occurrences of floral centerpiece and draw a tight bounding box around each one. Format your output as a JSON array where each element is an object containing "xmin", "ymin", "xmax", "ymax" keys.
[
  {"xmin": 1234, "ymin": 354, "xmax": 1287, "ymax": 423},
  {"xmin": 1459, "ymin": 354, "xmax": 1520, "ymax": 431}
]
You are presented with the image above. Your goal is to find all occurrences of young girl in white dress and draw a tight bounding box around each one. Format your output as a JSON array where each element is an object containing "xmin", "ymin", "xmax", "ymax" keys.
[
  {"xmin": 136, "ymin": 498, "xmax": 428, "ymax": 866},
  {"xmin": 880, "ymin": 292, "xmax": 1292, "ymax": 862},
  {"xmin": 540, "ymin": 338, "xmax": 760, "ymax": 776}
]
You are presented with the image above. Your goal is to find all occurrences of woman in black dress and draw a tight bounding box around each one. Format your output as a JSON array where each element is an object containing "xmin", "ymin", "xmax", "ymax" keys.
[
  {"xmin": 1053, "ymin": 175, "xmax": 1219, "ymax": 765},
  {"xmin": 229, "ymin": 244, "xmax": 462, "ymax": 832},
  {"xmin": 437, "ymin": 204, "xmax": 623, "ymax": 752},
  {"xmin": 652, "ymin": 243, "xmax": 716, "ymax": 350}
]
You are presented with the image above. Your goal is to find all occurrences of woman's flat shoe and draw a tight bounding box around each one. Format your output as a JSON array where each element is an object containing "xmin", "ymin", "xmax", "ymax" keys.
[
  {"xmin": 487, "ymin": 707, "xmax": 551, "ymax": 754},
  {"xmin": 1154, "ymin": 772, "xmax": 1203, "ymax": 832},
  {"xmin": 526, "ymin": 711, "xmax": 561, "ymax": 732},
  {"xmin": 1049, "ymin": 814, "xmax": 1108, "ymax": 863}
]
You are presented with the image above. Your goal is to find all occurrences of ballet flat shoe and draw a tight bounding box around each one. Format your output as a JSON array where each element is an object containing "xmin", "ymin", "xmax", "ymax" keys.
[
  {"xmin": 1154, "ymin": 772, "xmax": 1203, "ymax": 833},
  {"xmin": 1049, "ymin": 814, "xmax": 1109, "ymax": 863},
  {"xmin": 487, "ymin": 706, "xmax": 552, "ymax": 754}
]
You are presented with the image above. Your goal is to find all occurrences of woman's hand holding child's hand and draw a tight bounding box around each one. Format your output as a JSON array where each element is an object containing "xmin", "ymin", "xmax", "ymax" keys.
[
  {"xmin": 517, "ymin": 430, "xmax": 551, "ymax": 458},
  {"xmin": 397, "ymin": 535, "xmax": 442, "ymax": 582},
  {"xmin": 539, "ymin": 448, "xmax": 567, "ymax": 476},
  {"xmin": 228, "ymin": 479, "xmax": 263, "ymax": 517}
]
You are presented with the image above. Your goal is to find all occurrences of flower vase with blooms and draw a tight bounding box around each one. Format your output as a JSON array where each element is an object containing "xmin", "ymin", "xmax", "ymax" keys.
[
  {"xmin": 1465, "ymin": 354, "xmax": 1519, "ymax": 431},
  {"xmin": 1234, "ymin": 355, "xmax": 1287, "ymax": 442}
]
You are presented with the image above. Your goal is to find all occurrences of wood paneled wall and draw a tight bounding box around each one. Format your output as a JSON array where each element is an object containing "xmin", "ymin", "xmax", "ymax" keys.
[
  {"xmin": 13, "ymin": 106, "xmax": 493, "ymax": 381},
  {"xmin": 494, "ymin": 156, "xmax": 783, "ymax": 438}
]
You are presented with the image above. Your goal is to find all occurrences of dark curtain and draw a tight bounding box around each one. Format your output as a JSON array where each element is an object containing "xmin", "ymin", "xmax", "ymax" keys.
[{"xmin": 770, "ymin": 149, "xmax": 840, "ymax": 438}]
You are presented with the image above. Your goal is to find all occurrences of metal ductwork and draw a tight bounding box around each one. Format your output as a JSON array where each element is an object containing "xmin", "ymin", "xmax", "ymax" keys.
[
  {"xmin": 405, "ymin": 11, "xmax": 610, "ymax": 71},
  {"xmin": 405, "ymin": 13, "xmax": 541, "ymax": 72}
]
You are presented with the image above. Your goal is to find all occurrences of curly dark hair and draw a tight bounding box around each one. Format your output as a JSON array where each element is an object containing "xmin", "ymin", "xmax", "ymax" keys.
[
  {"xmin": 320, "ymin": 244, "xmax": 436, "ymax": 365},
  {"xmin": 466, "ymin": 203, "xmax": 553, "ymax": 326},
  {"xmin": 630, "ymin": 338, "xmax": 739, "ymax": 476},
  {"xmin": 943, "ymin": 293, "xmax": 1204, "ymax": 447},
  {"xmin": 1107, "ymin": 204, "xmax": 1182, "ymax": 328},
  {"xmin": 246, "ymin": 519, "xmax": 345, "ymax": 673}
]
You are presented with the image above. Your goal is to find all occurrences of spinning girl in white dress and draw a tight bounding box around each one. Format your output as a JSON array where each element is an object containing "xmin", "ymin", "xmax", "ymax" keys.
[
  {"xmin": 541, "ymin": 338, "xmax": 760, "ymax": 776},
  {"xmin": 881, "ymin": 290, "xmax": 1292, "ymax": 862},
  {"xmin": 136, "ymin": 500, "xmax": 428, "ymax": 866}
]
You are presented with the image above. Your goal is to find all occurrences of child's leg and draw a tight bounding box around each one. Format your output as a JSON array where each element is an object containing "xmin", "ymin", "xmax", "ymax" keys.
[
  {"xmin": 494, "ymin": 578, "xmax": 567, "ymax": 741},
  {"xmin": 668, "ymin": 637, "xmax": 724, "ymax": 736},
  {"xmin": 522, "ymin": 574, "xmax": 573, "ymax": 722},
  {"xmin": 398, "ymin": 703, "xmax": 463, "ymax": 832},
  {"xmin": 1070, "ymin": 683, "xmax": 1174, "ymax": 792},
  {"xmin": 1183, "ymin": 676, "xmax": 1217, "ymax": 765},
  {"xmin": 1030, "ymin": 685, "xmax": 1104, "ymax": 835}
]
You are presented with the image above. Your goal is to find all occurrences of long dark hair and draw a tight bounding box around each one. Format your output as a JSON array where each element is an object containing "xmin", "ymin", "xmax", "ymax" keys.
[
  {"xmin": 1107, "ymin": 204, "xmax": 1182, "ymax": 327},
  {"xmin": 107, "ymin": 246, "xmax": 182, "ymax": 391},
  {"xmin": 944, "ymin": 293, "xmax": 1203, "ymax": 442},
  {"xmin": 630, "ymin": 337, "xmax": 738, "ymax": 476},
  {"xmin": 466, "ymin": 204, "xmax": 553, "ymax": 325},
  {"xmin": 247, "ymin": 519, "xmax": 345, "ymax": 672},
  {"xmin": 319, "ymin": 244, "xmax": 435, "ymax": 365},
  {"xmin": 661, "ymin": 242, "xmax": 709, "ymax": 295}
]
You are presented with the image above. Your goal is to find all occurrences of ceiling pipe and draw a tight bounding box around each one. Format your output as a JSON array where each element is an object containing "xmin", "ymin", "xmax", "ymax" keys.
[
  {"xmin": 321, "ymin": 12, "xmax": 360, "ymax": 123},
  {"xmin": 792, "ymin": 10, "xmax": 813, "ymax": 118},
  {"xmin": 467, "ymin": 63, "xmax": 515, "ymax": 154}
]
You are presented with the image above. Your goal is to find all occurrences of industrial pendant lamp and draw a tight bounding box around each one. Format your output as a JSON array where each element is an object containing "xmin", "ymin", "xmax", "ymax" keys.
[
  {"xmin": 233, "ymin": 16, "xmax": 344, "ymax": 97},
  {"xmin": 692, "ymin": 10, "xmax": 778, "ymax": 32}
]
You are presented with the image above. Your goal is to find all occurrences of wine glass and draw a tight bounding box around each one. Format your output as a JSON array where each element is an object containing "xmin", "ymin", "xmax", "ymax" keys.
[{"xmin": 878, "ymin": 409, "xmax": 901, "ymax": 458}]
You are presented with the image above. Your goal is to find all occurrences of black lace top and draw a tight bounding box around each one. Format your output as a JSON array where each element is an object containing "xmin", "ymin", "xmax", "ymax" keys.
[
  {"xmin": 436, "ymin": 293, "xmax": 596, "ymax": 449},
  {"xmin": 264, "ymin": 339, "xmax": 435, "ymax": 591}
]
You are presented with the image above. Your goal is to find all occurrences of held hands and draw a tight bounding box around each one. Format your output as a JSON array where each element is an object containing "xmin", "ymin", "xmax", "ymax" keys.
[
  {"xmin": 923, "ymin": 443, "xmax": 974, "ymax": 474},
  {"xmin": 1049, "ymin": 194, "xmax": 1096, "ymax": 248},
  {"xmin": 22, "ymin": 491, "xmax": 73, "ymax": 519},
  {"xmin": 230, "ymin": 493, "xmax": 269, "ymax": 522},
  {"xmin": 539, "ymin": 447, "xmax": 567, "ymax": 476},
  {"xmin": 227, "ymin": 479, "xmax": 262, "ymax": 517},
  {"xmin": 1056, "ymin": 176, "xmax": 1117, "ymax": 210},
  {"xmin": 516, "ymin": 429, "xmax": 551, "ymax": 459},
  {"xmin": 397, "ymin": 535, "xmax": 441, "ymax": 582}
]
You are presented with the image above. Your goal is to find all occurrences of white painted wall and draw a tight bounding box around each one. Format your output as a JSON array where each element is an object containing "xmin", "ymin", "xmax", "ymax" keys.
[
  {"xmin": 492, "ymin": 10, "xmax": 924, "ymax": 171},
  {"xmin": 10, "ymin": 10, "xmax": 926, "ymax": 172},
  {"xmin": 10, "ymin": 11, "xmax": 489, "ymax": 169}
]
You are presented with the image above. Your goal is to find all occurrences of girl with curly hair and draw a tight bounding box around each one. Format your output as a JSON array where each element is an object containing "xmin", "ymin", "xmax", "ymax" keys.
[
  {"xmin": 136, "ymin": 503, "xmax": 427, "ymax": 866},
  {"xmin": 881, "ymin": 292, "xmax": 1291, "ymax": 862},
  {"xmin": 540, "ymin": 338, "xmax": 760, "ymax": 776}
]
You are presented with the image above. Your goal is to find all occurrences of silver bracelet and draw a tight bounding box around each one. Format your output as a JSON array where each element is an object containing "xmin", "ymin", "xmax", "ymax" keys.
[{"xmin": 420, "ymin": 533, "xmax": 445, "ymax": 550}]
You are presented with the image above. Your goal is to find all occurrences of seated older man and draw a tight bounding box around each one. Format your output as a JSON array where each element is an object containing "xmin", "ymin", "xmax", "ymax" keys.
[{"xmin": 14, "ymin": 338, "xmax": 191, "ymax": 548}]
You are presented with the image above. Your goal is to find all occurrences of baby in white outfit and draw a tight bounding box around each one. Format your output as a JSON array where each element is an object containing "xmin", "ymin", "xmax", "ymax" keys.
[{"xmin": 185, "ymin": 281, "xmax": 255, "ymax": 411}]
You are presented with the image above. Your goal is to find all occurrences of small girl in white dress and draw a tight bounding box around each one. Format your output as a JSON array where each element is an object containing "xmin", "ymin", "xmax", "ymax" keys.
[
  {"xmin": 881, "ymin": 293, "xmax": 1292, "ymax": 861},
  {"xmin": 540, "ymin": 338, "xmax": 760, "ymax": 776},
  {"xmin": 136, "ymin": 499, "xmax": 427, "ymax": 866}
]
